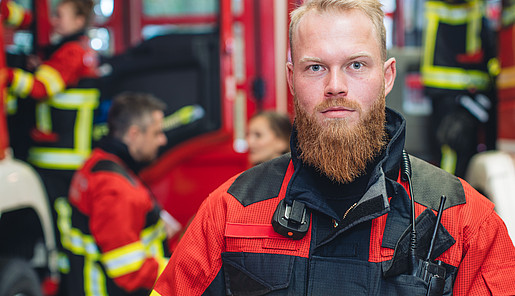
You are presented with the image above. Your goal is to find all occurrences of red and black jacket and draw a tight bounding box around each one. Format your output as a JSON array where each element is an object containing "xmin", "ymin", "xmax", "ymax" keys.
[
  {"xmin": 58, "ymin": 138, "xmax": 169, "ymax": 296},
  {"xmin": 152, "ymin": 108, "xmax": 515, "ymax": 295}
]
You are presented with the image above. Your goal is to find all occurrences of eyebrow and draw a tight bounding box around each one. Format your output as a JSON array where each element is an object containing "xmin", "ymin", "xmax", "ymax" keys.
[
  {"xmin": 299, "ymin": 56, "xmax": 322, "ymax": 63},
  {"xmin": 298, "ymin": 52, "xmax": 374, "ymax": 64},
  {"xmin": 348, "ymin": 51, "xmax": 373, "ymax": 60}
]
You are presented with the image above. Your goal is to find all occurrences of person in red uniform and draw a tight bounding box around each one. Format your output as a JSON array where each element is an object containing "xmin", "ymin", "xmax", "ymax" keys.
[
  {"xmin": 56, "ymin": 92, "xmax": 177, "ymax": 296},
  {"xmin": 151, "ymin": 0, "xmax": 515, "ymax": 295},
  {"xmin": 6, "ymin": 0, "xmax": 97, "ymax": 101},
  {"xmin": 1, "ymin": 0, "xmax": 32, "ymax": 29}
]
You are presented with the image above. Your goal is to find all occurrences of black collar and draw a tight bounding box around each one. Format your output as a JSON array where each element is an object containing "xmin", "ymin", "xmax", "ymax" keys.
[{"xmin": 97, "ymin": 136, "xmax": 145, "ymax": 174}]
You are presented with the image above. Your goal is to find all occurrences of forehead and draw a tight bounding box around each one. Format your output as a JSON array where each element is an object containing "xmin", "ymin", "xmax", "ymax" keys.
[
  {"xmin": 291, "ymin": 9, "xmax": 380, "ymax": 59},
  {"xmin": 56, "ymin": 2, "xmax": 76, "ymax": 14}
]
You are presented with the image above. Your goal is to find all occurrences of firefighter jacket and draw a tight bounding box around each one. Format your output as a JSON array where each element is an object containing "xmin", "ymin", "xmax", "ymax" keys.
[
  {"xmin": 0, "ymin": 0, "xmax": 32, "ymax": 28},
  {"xmin": 152, "ymin": 108, "xmax": 515, "ymax": 296},
  {"xmin": 7, "ymin": 32, "xmax": 100, "ymax": 170},
  {"xmin": 421, "ymin": 0, "xmax": 499, "ymax": 95},
  {"xmin": 56, "ymin": 137, "xmax": 169, "ymax": 296}
]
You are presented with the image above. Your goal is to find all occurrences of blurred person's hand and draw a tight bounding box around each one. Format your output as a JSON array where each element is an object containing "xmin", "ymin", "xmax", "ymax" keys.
[
  {"xmin": 160, "ymin": 210, "xmax": 182, "ymax": 238},
  {"xmin": 26, "ymin": 55, "xmax": 42, "ymax": 71}
]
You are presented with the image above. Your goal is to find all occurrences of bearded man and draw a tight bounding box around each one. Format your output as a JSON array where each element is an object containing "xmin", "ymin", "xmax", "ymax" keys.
[{"xmin": 151, "ymin": 0, "xmax": 515, "ymax": 295}]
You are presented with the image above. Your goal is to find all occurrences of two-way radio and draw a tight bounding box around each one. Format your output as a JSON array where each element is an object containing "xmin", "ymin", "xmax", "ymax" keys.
[{"xmin": 402, "ymin": 151, "xmax": 447, "ymax": 296}]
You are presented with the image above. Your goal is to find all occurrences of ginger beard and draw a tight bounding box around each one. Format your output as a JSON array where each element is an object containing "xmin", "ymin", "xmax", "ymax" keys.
[{"xmin": 294, "ymin": 88, "xmax": 387, "ymax": 184}]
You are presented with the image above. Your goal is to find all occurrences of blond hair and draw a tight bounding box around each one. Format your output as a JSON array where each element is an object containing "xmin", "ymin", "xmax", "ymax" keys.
[{"xmin": 289, "ymin": 0, "xmax": 387, "ymax": 61}]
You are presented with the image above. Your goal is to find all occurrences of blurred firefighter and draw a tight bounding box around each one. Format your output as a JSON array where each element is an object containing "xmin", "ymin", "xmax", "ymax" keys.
[
  {"xmin": 56, "ymin": 92, "xmax": 177, "ymax": 296},
  {"xmin": 1, "ymin": 0, "xmax": 32, "ymax": 29},
  {"xmin": 3, "ymin": 1, "xmax": 99, "ymax": 293},
  {"xmin": 421, "ymin": 0, "xmax": 500, "ymax": 177}
]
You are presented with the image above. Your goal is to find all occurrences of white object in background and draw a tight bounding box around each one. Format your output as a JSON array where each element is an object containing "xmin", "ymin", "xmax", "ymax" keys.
[{"xmin": 466, "ymin": 151, "xmax": 515, "ymax": 244}]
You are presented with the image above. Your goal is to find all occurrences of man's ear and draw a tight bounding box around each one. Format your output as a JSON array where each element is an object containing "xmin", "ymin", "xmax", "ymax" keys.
[
  {"xmin": 384, "ymin": 57, "xmax": 396, "ymax": 96},
  {"xmin": 123, "ymin": 125, "xmax": 140, "ymax": 144},
  {"xmin": 286, "ymin": 62, "xmax": 295, "ymax": 95}
]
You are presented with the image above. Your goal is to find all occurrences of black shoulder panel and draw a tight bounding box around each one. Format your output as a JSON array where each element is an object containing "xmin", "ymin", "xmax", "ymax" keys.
[
  {"xmin": 410, "ymin": 155, "xmax": 466, "ymax": 210},
  {"xmin": 227, "ymin": 153, "xmax": 291, "ymax": 207},
  {"xmin": 91, "ymin": 159, "xmax": 136, "ymax": 186}
]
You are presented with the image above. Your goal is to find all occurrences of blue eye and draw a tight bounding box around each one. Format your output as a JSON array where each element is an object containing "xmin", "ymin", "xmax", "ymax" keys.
[
  {"xmin": 310, "ymin": 65, "xmax": 322, "ymax": 72},
  {"xmin": 351, "ymin": 62, "xmax": 362, "ymax": 70}
]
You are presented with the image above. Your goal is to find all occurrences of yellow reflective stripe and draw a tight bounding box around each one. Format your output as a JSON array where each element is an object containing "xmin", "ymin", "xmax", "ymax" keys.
[
  {"xmin": 11, "ymin": 68, "xmax": 34, "ymax": 98},
  {"xmin": 502, "ymin": 4, "xmax": 515, "ymax": 26},
  {"xmin": 141, "ymin": 219, "xmax": 167, "ymax": 258},
  {"xmin": 84, "ymin": 260, "xmax": 108, "ymax": 296},
  {"xmin": 498, "ymin": 66, "xmax": 515, "ymax": 89},
  {"xmin": 28, "ymin": 147, "xmax": 89, "ymax": 169},
  {"xmin": 441, "ymin": 145, "xmax": 457, "ymax": 175},
  {"xmin": 36, "ymin": 102, "xmax": 52, "ymax": 133},
  {"xmin": 6, "ymin": 92, "xmax": 18, "ymax": 115},
  {"xmin": 72, "ymin": 91, "xmax": 99, "ymax": 153},
  {"xmin": 35, "ymin": 65, "xmax": 65, "ymax": 97},
  {"xmin": 101, "ymin": 241, "xmax": 147, "ymax": 278},
  {"xmin": 425, "ymin": 1, "xmax": 482, "ymax": 24},
  {"xmin": 423, "ymin": 6, "xmax": 439, "ymax": 69},
  {"xmin": 54, "ymin": 198, "xmax": 101, "ymax": 260},
  {"xmin": 150, "ymin": 291, "xmax": 163, "ymax": 296},
  {"xmin": 466, "ymin": 1, "xmax": 481, "ymax": 54},
  {"xmin": 48, "ymin": 89, "xmax": 100, "ymax": 109},
  {"xmin": 30, "ymin": 88, "xmax": 99, "ymax": 169},
  {"xmin": 5, "ymin": 1, "xmax": 25, "ymax": 27},
  {"xmin": 425, "ymin": 1, "xmax": 482, "ymax": 53},
  {"xmin": 421, "ymin": 66, "xmax": 491, "ymax": 90}
]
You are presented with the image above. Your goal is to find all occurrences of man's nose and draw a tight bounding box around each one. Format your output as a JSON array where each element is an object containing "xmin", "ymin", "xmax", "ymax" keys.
[{"xmin": 325, "ymin": 70, "xmax": 348, "ymax": 97}]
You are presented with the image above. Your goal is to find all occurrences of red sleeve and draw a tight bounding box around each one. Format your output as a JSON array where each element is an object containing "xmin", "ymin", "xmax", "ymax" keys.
[
  {"xmin": 89, "ymin": 173, "xmax": 161, "ymax": 291},
  {"xmin": 44, "ymin": 42, "xmax": 87, "ymax": 86},
  {"xmin": 28, "ymin": 42, "xmax": 88, "ymax": 99},
  {"xmin": 153, "ymin": 178, "xmax": 232, "ymax": 295},
  {"xmin": 453, "ymin": 181, "xmax": 515, "ymax": 295},
  {"xmin": 1, "ymin": 0, "xmax": 32, "ymax": 28}
]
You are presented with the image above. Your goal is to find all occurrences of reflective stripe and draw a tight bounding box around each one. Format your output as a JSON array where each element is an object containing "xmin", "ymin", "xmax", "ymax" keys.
[
  {"xmin": 30, "ymin": 88, "xmax": 100, "ymax": 170},
  {"xmin": 502, "ymin": 4, "xmax": 515, "ymax": 26},
  {"xmin": 150, "ymin": 291, "xmax": 163, "ymax": 296},
  {"xmin": 425, "ymin": 2, "xmax": 479, "ymax": 23},
  {"xmin": 36, "ymin": 103, "xmax": 52, "ymax": 133},
  {"xmin": 441, "ymin": 145, "xmax": 457, "ymax": 175},
  {"xmin": 55, "ymin": 198, "xmax": 101, "ymax": 260},
  {"xmin": 49, "ymin": 89, "xmax": 99, "ymax": 108},
  {"xmin": 425, "ymin": 1, "xmax": 483, "ymax": 53},
  {"xmin": 421, "ymin": 66, "xmax": 491, "ymax": 90},
  {"xmin": 35, "ymin": 65, "xmax": 65, "ymax": 97},
  {"xmin": 29, "ymin": 148, "xmax": 89, "ymax": 170},
  {"xmin": 141, "ymin": 219, "xmax": 167, "ymax": 257},
  {"xmin": 425, "ymin": 1, "xmax": 484, "ymax": 25},
  {"xmin": 5, "ymin": 1, "xmax": 24, "ymax": 27},
  {"xmin": 101, "ymin": 241, "xmax": 147, "ymax": 278},
  {"xmin": 11, "ymin": 68, "xmax": 34, "ymax": 98},
  {"xmin": 422, "ymin": 1, "xmax": 487, "ymax": 90},
  {"xmin": 6, "ymin": 93, "xmax": 17, "ymax": 115},
  {"xmin": 55, "ymin": 197, "xmax": 168, "ymax": 293},
  {"xmin": 84, "ymin": 260, "xmax": 108, "ymax": 296}
]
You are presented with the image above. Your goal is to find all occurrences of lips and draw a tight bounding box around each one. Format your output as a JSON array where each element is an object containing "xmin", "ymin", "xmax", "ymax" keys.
[{"xmin": 321, "ymin": 106, "xmax": 354, "ymax": 113}]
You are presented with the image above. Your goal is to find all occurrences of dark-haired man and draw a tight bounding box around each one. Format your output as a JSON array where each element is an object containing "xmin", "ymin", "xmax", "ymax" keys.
[{"xmin": 57, "ymin": 92, "xmax": 176, "ymax": 296}]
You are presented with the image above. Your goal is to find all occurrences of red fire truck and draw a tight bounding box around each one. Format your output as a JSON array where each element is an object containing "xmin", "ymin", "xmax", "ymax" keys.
[{"xmin": 0, "ymin": 0, "xmax": 296, "ymax": 294}]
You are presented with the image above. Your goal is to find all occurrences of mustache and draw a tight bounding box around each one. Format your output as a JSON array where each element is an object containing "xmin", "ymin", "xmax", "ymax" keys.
[{"xmin": 314, "ymin": 97, "xmax": 362, "ymax": 113}]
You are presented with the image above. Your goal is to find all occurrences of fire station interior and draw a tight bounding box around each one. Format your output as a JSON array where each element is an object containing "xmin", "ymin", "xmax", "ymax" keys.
[{"xmin": 1, "ymin": 0, "xmax": 515, "ymax": 294}]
